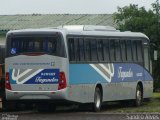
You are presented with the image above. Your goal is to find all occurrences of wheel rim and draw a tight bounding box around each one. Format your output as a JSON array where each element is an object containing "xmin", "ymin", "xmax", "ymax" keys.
[
  {"xmin": 95, "ymin": 91, "xmax": 101, "ymax": 108},
  {"xmin": 136, "ymin": 89, "xmax": 142, "ymax": 105}
]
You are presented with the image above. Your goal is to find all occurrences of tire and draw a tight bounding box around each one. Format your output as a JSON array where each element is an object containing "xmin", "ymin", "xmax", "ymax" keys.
[
  {"xmin": 92, "ymin": 87, "xmax": 102, "ymax": 112},
  {"xmin": 135, "ymin": 84, "xmax": 143, "ymax": 107}
]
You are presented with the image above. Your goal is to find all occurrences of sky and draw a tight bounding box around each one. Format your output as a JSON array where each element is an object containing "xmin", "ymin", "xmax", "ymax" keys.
[{"xmin": 0, "ymin": 0, "xmax": 155, "ymax": 15}]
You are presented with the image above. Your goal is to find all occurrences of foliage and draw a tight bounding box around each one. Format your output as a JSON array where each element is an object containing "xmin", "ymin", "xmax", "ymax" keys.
[
  {"xmin": 113, "ymin": 1, "xmax": 160, "ymax": 90},
  {"xmin": 0, "ymin": 31, "xmax": 7, "ymax": 37},
  {"xmin": 114, "ymin": 4, "xmax": 158, "ymax": 43}
]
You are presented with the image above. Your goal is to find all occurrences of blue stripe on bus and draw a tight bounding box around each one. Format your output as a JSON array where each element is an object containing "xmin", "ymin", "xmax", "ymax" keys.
[
  {"xmin": 69, "ymin": 63, "xmax": 153, "ymax": 85},
  {"xmin": 69, "ymin": 64, "xmax": 108, "ymax": 84}
]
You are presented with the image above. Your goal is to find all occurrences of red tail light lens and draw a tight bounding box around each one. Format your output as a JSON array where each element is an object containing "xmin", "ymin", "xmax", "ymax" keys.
[
  {"xmin": 6, "ymin": 72, "xmax": 11, "ymax": 90},
  {"xmin": 58, "ymin": 72, "xmax": 67, "ymax": 90}
]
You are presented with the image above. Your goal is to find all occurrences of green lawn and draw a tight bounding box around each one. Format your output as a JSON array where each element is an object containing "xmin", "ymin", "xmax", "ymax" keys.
[{"xmin": 101, "ymin": 93, "xmax": 160, "ymax": 113}]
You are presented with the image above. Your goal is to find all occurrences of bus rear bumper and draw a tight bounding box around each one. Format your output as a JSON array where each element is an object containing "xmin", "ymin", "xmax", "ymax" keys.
[{"xmin": 5, "ymin": 88, "xmax": 68, "ymax": 101}]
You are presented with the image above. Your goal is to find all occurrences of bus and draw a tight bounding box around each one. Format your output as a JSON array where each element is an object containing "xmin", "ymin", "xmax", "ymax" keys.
[
  {"xmin": 4, "ymin": 25, "xmax": 153, "ymax": 112},
  {"xmin": 0, "ymin": 45, "xmax": 5, "ymax": 99}
]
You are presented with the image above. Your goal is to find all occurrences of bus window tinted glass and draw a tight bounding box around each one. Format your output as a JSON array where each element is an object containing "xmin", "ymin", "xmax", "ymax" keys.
[
  {"xmin": 68, "ymin": 38, "xmax": 75, "ymax": 61},
  {"xmin": 84, "ymin": 39, "xmax": 91, "ymax": 61},
  {"xmin": 79, "ymin": 38, "xmax": 85, "ymax": 61},
  {"xmin": 115, "ymin": 40, "xmax": 121, "ymax": 61},
  {"xmin": 97, "ymin": 39, "xmax": 104, "ymax": 61},
  {"xmin": 120, "ymin": 40, "xmax": 127, "ymax": 62},
  {"xmin": 90, "ymin": 39, "xmax": 98, "ymax": 61},
  {"xmin": 126, "ymin": 40, "xmax": 132, "ymax": 61},
  {"xmin": 9, "ymin": 35, "xmax": 66, "ymax": 57},
  {"xmin": 132, "ymin": 41, "xmax": 138, "ymax": 61},
  {"xmin": 74, "ymin": 38, "xmax": 80, "ymax": 61},
  {"xmin": 137, "ymin": 41, "xmax": 143, "ymax": 62},
  {"xmin": 110, "ymin": 40, "xmax": 115, "ymax": 61},
  {"xmin": 104, "ymin": 40, "xmax": 110, "ymax": 62},
  {"xmin": 144, "ymin": 47, "xmax": 149, "ymax": 71}
]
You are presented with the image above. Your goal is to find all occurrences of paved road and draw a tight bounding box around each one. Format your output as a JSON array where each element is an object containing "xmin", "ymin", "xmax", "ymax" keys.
[
  {"xmin": 1, "ymin": 111, "xmax": 160, "ymax": 120},
  {"xmin": 0, "ymin": 110, "xmax": 136, "ymax": 120},
  {"xmin": 0, "ymin": 112, "xmax": 126, "ymax": 120},
  {"xmin": 0, "ymin": 102, "xmax": 160, "ymax": 120},
  {"xmin": 1, "ymin": 106, "xmax": 160, "ymax": 120}
]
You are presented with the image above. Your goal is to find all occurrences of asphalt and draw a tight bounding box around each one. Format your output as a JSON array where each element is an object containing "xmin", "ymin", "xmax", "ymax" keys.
[
  {"xmin": 0, "ymin": 106, "xmax": 160, "ymax": 120},
  {"xmin": 1, "ymin": 111, "xmax": 160, "ymax": 120},
  {"xmin": 0, "ymin": 101, "xmax": 160, "ymax": 120}
]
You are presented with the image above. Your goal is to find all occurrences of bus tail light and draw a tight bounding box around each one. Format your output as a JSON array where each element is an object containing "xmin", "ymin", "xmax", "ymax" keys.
[
  {"xmin": 6, "ymin": 72, "xmax": 11, "ymax": 90},
  {"xmin": 58, "ymin": 72, "xmax": 67, "ymax": 90}
]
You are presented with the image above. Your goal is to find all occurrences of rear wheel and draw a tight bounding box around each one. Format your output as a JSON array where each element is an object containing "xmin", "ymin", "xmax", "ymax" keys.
[
  {"xmin": 135, "ymin": 84, "xmax": 143, "ymax": 106},
  {"xmin": 92, "ymin": 87, "xmax": 102, "ymax": 112}
]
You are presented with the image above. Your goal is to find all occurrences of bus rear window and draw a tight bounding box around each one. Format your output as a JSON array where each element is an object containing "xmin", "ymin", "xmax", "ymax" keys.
[{"xmin": 8, "ymin": 36, "xmax": 66, "ymax": 57}]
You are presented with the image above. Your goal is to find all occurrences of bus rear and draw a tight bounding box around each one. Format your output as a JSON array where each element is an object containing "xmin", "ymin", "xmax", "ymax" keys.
[{"xmin": 5, "ymin": 29, "xmax": 68, "ymax": 101}]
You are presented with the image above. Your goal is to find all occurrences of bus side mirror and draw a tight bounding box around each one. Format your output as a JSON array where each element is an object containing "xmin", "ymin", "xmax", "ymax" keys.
[{"xmin": 154, "ymin": 50, "xmax": 158, "ymax": 61}]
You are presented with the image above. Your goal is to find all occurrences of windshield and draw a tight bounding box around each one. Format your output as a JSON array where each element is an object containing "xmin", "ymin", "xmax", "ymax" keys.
[{"xmin": 7, "ymin": 35, "xmax": 66, "ymax": 57}]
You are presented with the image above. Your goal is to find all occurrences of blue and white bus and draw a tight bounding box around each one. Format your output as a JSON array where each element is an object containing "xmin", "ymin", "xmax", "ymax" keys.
[{"xmin": 4, "ymin": 25, "xmax": 153, "ymax": 112}]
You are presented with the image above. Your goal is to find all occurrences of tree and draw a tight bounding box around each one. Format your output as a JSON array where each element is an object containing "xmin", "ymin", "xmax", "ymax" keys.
[
  {"xmin": 113, "ymin": 1, "xmax": 160, "ymax": 90},
  {"xmin": 114, "ymin": 4, "xmax": 158, "ymax": 43}
]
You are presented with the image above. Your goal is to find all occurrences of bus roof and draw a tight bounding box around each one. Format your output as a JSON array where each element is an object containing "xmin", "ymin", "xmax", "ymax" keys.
[
  {"xmin": 6, "ymin": 28, "xmax": 66, "ymax": 36},
  {"xmin": 6, "ymin": 25, "xmax": 149, "ymax": 40},
  {"xmin": 62, "ymin": 25, "xmax": 149, "ymax": 40}
]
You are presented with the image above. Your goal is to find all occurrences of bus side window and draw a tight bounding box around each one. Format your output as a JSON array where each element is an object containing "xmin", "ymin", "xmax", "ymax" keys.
[
  {"xmin": 144, "ymin": 46, "xmax": 150, "ymax": 71},
  {"xmin": 137, "ymin": 41, "xmax": 143, "ymax": 62},
  {"xmin": 104, "ymin": 40, "xmax": 110, "ymax": 62},
  {"xmin": 126, "ymin": 40, "xmax": 132, "ymax": 61},
  {"xmin": 68, "ymin": 38, "xmax": 75, "ymax": 61},
  {"xmin": 109, "ymin": 40, "xmax": 116, "ymax": 62},
  {"xmin": 97, "ymin": 39, "xmax": 104, "ymax": 62},
  {"xmin": 84, "ymin": 39, "xmax": 91, "ymax": 61},
  {"xmin": 120, "ymin": 40, "xmax": 127, "ymax": 62},
  {"xmin": 90, "ymin": 39, "xmax": 98, "ymax": 62},
  {"xmin": 79, "ymin": 38, "xmax": 85, "ymax": 61},
  {"xmin": 74, "ymin": 38, "xmax": 80, "ymax": 61},
  {"xmin": 115, "ymin": 40, "xmax": 121, "ymax": 61},
  {"xmin": 132, "ymin": 41, "xmax": 138, "ymax": 62}
]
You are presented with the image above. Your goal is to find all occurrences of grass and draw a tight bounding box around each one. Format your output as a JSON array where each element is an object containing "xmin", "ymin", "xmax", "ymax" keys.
[{"xmin": 101, "ymin": 93, "xmax": 160, "ymax": 113}]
